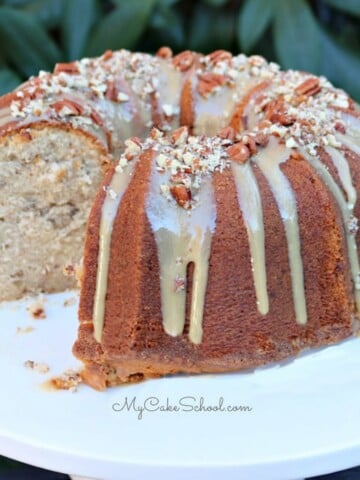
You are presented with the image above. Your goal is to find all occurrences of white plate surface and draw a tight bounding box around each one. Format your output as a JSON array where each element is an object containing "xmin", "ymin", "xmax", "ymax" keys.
[{"xmin": 0, "ymin": 291, "xmax": 359, "ymax": 480}]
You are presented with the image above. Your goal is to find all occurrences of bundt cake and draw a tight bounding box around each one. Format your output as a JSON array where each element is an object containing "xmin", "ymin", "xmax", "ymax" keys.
[
  {"xmin": 72, "ymin": 49, "xmax": 360, "ymax": 390},
  {"xmin": 1, "ymin": 47, "xmax": 360, "ymax": 389}
]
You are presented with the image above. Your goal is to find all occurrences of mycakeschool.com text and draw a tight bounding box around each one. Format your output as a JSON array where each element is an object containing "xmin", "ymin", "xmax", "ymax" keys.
[{"xmin": 112, "ymin": 396, "xmax": 253, "ymax": 420}]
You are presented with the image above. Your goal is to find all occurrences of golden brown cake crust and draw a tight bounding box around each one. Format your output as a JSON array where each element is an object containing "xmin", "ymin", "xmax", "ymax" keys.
[{"xmin": 74, "ymin": 149, "xmax": 355, "ymax": 390}]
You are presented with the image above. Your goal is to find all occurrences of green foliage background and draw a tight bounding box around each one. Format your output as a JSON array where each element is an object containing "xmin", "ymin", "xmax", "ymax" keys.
[{"xmin": 0, "ymin": 0, "xmax": 359, "ymax": 100}]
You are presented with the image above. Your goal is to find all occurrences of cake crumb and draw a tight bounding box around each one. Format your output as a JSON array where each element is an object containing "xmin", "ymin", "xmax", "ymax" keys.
[
  {"xmin": 63, "ymin": 296, "xmax": 77, "ymax": 307},
  {"xmin": 50, "ymin": 369, "xmax": 82, "ymax": 393},
  {"xmin": 27, "ymin": 296, "xmax": 46, "ymax": 320},
  {"xmin": 24, "ymin": 360, "xmax": 50, "ymax": 374},
  {"xmin": 63, "ymin": 263, "xmax": 76, "ymax": 276},
  {"xmin": 16, "ymin": 326, "xmax": 35, "ymax": 335}
]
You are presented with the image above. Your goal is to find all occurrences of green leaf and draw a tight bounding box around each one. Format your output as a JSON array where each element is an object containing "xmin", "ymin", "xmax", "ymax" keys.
[
  {"xmin": 202, "ymin": 0, "xmax": 228, "ymax": 6},
  {"xmin": 61, "ymin": 0, "xmax": 99, "ymax": 60},
  {"xmin": 273, "ymin": 0, "xmax": 321, "ymax": 73},
  {"xmin": 23, "ymin": 0, "xmax": 65, "ymax": 29},
  {"xmin": 0, "ymin": 7, "xmax": 62, "ymax": 77},
  {"xmin": 0, "ymin": 67, "xmax": 21, "ymax": 94},
  {"xmin": 149, "ymin": 4, "xmax": 185, "ymax": 49},
  {"xmin": 323, "ymin": 0, "xmax": 360, "ymax": 17},
  {"xmin": 237, "ymin": 0, "xmax": 275, "ymax": 53},
  {"xmin": 319, "ymin": 27, "xmax": 360, "ymax": 101},
  {"xmin": 86, "ymin": 0, "xmax": 156, "ymax": 56},
  {"xmin": 188, "ymin": 3, "xmax": 234, "ymax": 52}
]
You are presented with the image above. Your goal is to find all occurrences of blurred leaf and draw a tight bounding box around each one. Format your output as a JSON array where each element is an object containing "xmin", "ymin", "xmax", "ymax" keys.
[
  {"xmin": 203, "ymin": 0, "xmax": 228, "ymax": 6},
  {"xmin": 319, "ymin": 27, "xmax": 360, "ymax": 100},
  {"xmin": 237, "ymin": 0, "xmax": 275, "ymax": 53},
  {"xmin": 188, "ymin": 3, "xmax": 234, "ymax": 52},
  {"xmin": 0, "ymin": 7, "xmax": 62, "ymax": 76},
  {"xmin": 274, "ymin": 0, "xmax": 321, "ymax": 73},
  {"xmin": 155, "ymin": 0, "xmax": 180, "ymax": 5},
  {"xmin": 62, "ymin": 0, "xmax": 99, "ymax": 60},
  {"xmin": 86, "ymin": 0, "xmax": 156, "ymax": 55},
  {"xmin": 23, "ymin": 0, "xmax": 65, "ymax": 29},
  {"xmin": 149, "ymin": 4, "xmax": 185, "ymax": 49},
  {"xmin": 323, "ymin": 0, "xmax": 360, "ymax": 17},
  {"xmin": 0, "ymin": 67, "xmax": 21, "ymax": 94}
]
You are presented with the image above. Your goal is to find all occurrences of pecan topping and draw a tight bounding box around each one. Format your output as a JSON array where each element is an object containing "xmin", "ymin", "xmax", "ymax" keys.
[
  {"xmin": 52, "ymin": 99, "xmax": 84, "ymax": 116},
  {"xmin": 265, "ymin": 99, "xmax": 295, "ymax": 126},
  {"xmin": 295, "ymin": 77, "xmax": 321, "ymax": 96},
  {"xmin": 208, "ymin": 50, "xmax": 232, "ymax": 64},
  {"xmin": 105, "ymin": 81, "xmax": 118, "ymax": 101},
  {"xmin": 171, "ymin": 126, "xmax": 188, "ymax": 145},
  {"xmin": 227, "ymin": 143, "xmax": 250, "ymax": 164},
  {"xmin": 54, "ymin": 62, "xmax": 79, "ymax": 75},
  {"xmin": 242, "ymin": 135, "xmax": 257, "ymax": 155},
  {"xmin": 172, "ymin": 51, "xmax": 195, "ymax": 72},
  {"xmin": 157, "ymin": 46, "xmax": 173, "ymax": 59},
  {"xmin": 90, "ymin": 109, "xmax": 104, "ymax": 126},
  {"xmin": 254, "ymin": 132, "xmax": 269, "ymax": 147},
  {"xmin": 102, "ymin": 50, "xmax": 113, "ymax": 60},
  {"xmin": 335, "ymin": 122, "xmax": 346, "ymax": 134},
  {"xmin": 170, "ymin": 185, "xmax": 192, "ymax": 209},
  {"xmin": 218, "ymin": 126, "xmax": 236, "ymax": 142},
  {"xmin": 197, "ymin": 73, "xmax": 227, "ymax": 97}
]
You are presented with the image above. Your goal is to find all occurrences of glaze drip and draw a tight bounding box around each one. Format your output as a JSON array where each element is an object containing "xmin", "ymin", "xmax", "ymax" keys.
[
  {"xmin": 93, "ymin": 160, "xmax": 138, "ymax": 342},
  {"xmin": 146, "ymin": 159, "xmax": 216, "ymax": 344},
  {"xmin": 255, "ymin": 139, "xmax": 307, "ymax": 325},
  {"xmin": 231, "ymin": 161, "xmax": 269, "ymax": 315}
]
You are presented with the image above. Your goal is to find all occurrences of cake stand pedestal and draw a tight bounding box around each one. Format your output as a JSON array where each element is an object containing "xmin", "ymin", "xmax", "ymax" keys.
[{"xmin": 0, "ymin": 292, "xmax": 359, "ymax": 480}]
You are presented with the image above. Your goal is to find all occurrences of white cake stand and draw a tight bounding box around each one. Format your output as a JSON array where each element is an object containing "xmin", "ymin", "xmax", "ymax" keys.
[{"xmin": 0, "ymin": 292, "xmax": 359, "ymax": 480}]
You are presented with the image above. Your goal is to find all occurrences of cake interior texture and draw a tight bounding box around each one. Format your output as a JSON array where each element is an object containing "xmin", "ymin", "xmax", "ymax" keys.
[{"xmin": 0, "ymin": 126, "xmax": 108, "ymax": 301}]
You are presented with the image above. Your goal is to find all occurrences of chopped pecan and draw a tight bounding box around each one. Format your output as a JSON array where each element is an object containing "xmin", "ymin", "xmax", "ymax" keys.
[
  {"xmin": 254, "ymin": 132, "xmax": 269, "ymax": 147},
  {"xmin": 335, "ymin": 122, "xmax": 346, "ymax": 134},
  {"xmin": 54, "ymin": 62, "xmax": 79, "ymax": 75},
  {"xmin": 265, "ymin": 99, "xmax": 295, "ymax": 126},
  {"xmin": 197, "ymin": 73, "xmax": 227, "ymax": 97},
  {"xmin": 157, "ymin": 46, "xmax": 173, "ymax": 59},
  {"xmin": 218, "ymin": 126, "xmax": 236, "ymax": 142},
  {"xmin": 208, "ymin": 50, "xmax": 232, "ymax": 64},
  {"xmin": 52, "ymin": 99, "xmax": 84, "ymax": 116},
  {"xmin": 170, "ymin": 185, "xmax": 191, "ymax": 209},
  {"xmin": 227, "ymin": 143, "xmax": 250, "ymax": 164},
  {"xmin": 102, "ymin": 50, "xmax": 113, "ymax": 60},
  {"xmin": 105, "ymin": 81, "xmax": 118, "ymax": 101},
  {"xmin": 90, "ymin": 109, "xmax": 104, "ymax": 126},
  {"xmin": 242, "ymin": 135, "xmax": 257, "ymax": 155},
  {"xmin": 171, "ymin": 126, "xmax": 188, "ymax": 145},
  {"xmin": 172, "ymin": 51, "xmax": 195, "ymax": 72},
  {"xmin": 295, "ymin": 77, "xmax": 321, "ymax": 96}
]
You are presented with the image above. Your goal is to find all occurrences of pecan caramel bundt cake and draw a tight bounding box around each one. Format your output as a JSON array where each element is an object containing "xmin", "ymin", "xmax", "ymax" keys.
[{"xmin": 1, "ymin": 47, "xmax": 360, "ymax": 389}]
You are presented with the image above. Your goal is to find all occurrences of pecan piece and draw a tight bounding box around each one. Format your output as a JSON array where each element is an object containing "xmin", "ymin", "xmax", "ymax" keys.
[
  {"xmin": 54, "ymin": 62, "xmax": 79, "ymax": 75},
  {"xmin": 254, "ymin": 132, "xmax": 269, "ymax": 147},
  {"xmin": 295, "ymin": 77, "xmax": 321, "ymax": 96},
  {"xmin": 218, "ymin": 126, "xmax": 236, "ymax": 142},
  {"xmin": 197, "ymin": 73, "xmax": 227, "ymax": 98},
  {"xmin": 172, "ymin": 51, "xmax": 195, "ymax": 72},
  {"xmin": 171, "ymin": 126, "xmax": 188, "ymax": 145},
  {"xmin": 102, "ymin": 50, "xmax": 113, "ymax": 60},
  {"xmin": 242, "ymin": 135, "xmax": 257, "ymax": 155},
  {"xmin": 208, "ymin": 50, "xmax": 232, "ymax": 64},
  {"xmin": 157, "ymin": 46, "xmax": 173, "ymax": 59},
  {"xmin": 335, "ymin": 122, "xmax": 346, "ymax": 134},
  {"xmin": 170, "ymin": 185, "xmax": 191, "ymax": 209},
  {"xmin": 227, "ymin": 143, "xmax": 250, "ymax": 164},
  {"xmin": 52, "ymin": 99, "xmax": 84, "ymax": 116}
]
